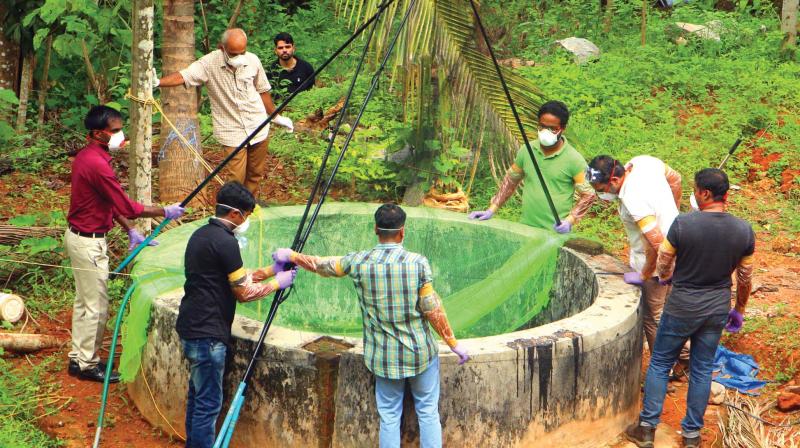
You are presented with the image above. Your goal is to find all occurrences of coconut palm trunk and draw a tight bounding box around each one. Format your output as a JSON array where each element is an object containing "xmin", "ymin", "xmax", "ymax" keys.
[{"xmin": 159, "ymin": 0, "xmax": 204, "ymax": 203}]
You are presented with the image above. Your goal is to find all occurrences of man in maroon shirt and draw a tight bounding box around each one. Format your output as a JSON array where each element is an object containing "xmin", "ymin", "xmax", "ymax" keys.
[{"xmin": 66, "ymin": 105, "xmax": 185, "ymax": 383}]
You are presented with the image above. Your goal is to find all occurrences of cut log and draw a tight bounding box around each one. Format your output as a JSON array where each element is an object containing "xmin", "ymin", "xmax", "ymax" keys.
[
  {"xmin": 0, "ymin": 225, "xmax": 62, "ymax": 246},
  {"xmin": 0, "ymin": 333, "xmax": 64, "ymax": 353}
]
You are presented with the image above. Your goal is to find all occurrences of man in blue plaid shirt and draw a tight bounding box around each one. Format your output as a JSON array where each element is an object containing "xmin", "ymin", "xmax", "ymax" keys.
[{"xmin": 273, "ymin": 203, "xmax": 469, "ymax": 448}]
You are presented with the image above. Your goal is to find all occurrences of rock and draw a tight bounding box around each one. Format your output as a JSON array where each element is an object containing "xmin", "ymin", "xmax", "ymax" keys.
[
  {"xmin": 387, "ymin": 143, "xmax": 413, "ymax": 164},
  {"xmin": 709, "ymin": 381, "xmax": 726, "ymax": 405},
  {"xmin": 777, "ymin": 392, "xmax": 800, "ymax": 413},
  {"xmin": 554, "ymin": 37, "xmax": 600, "ymax": 65},
  {"xmin": 667, "ymin": 21, "xmax": 722, "ymax": 43}
]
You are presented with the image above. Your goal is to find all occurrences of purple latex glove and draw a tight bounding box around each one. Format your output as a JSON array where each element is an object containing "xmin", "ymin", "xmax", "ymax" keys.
[
  {"xmin": 623, "ymin": 271, "xmax": 644, "ymax": 286},
  {"xmin": 658, "ymin": 277, "xmax": 673, "ymax": 286},
  {"xmin": 468, "ymin": 209, "xmax": 494, "ymax": 221},
  {"xmin": 164, "ymin": 203, "xmax": 186, "ymax": 220},
  {"xmin": 273, "ymin": 248, "xmax": 294, "ymax": 264},
  {"xmin": 553, "ymin": 220, "xmax": 572, "ymax": 234},
  {"xmin": 451, "ymin": 343, "xmax": 470, "ymax": 365},
  {"xmin": 275, "ymin": 269, "xmax": 297, "ymax": 289},
  {"xmin": 725, "ymin": 309, "xmax": 744, "ymax": 333},
  {"xmin": 271, "ymin": 262, "xmax": 287, "ymax": 273},
  {"xmin": 127, "ymin": 229, "xmax": 159, "ymax": 252}
]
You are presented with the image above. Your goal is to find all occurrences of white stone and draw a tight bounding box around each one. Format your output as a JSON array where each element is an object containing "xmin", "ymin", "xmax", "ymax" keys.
[
  {"xmin": 672, "ymin": 21, "xmax": 722, "ymax": 41},
  {"xmin": 554, "ymin": 37, "xmax": 601, "ymax": 65},
  {"xmin": 709, "ymin": 381, "xmax": 726, "ymax": 405}
]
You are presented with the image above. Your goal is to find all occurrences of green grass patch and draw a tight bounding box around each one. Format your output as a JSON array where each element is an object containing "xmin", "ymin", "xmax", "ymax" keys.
[{"xmin": 0, "ymin": 355, "xmax": 64, "ymax": 447}]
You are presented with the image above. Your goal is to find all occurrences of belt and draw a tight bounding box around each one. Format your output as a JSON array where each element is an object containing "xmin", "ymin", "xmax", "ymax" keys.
[{"xmin": 69, "ymin": 227, "xmax": 106, "ymax": 238}]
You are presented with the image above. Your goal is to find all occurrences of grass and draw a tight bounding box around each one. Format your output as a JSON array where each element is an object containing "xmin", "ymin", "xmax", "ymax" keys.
[{"xmin": 0, "ymin": 355, "xmax": 65, "ymax": 447}]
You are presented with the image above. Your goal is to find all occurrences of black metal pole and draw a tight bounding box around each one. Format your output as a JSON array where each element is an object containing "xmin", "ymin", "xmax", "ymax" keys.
[
  {"xmin": 466, "ymin": 0, "xmax": 561, "ymax": 226},
  {"xmin": 289, "ymin": 8, "xmax": 383, "ymax": 251},
  {"xmin": 237, "ymin": 0, "xmax": 417, "ymax": 385},
  {"xmin": 295, "ymin": 0, "xmax": 419, "ymax": 256}
]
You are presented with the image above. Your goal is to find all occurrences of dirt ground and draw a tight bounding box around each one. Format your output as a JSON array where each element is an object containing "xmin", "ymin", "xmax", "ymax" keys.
[{"xmin": 2, "ymin": 141, "xmax": 799, "ymax": 447}]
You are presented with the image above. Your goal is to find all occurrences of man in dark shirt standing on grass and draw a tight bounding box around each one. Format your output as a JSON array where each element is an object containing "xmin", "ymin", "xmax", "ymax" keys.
[
  {"xmin": 176, "ymin": 181, "xmax": 296, "ymax": 448},
  {"xmin": 625, "ymin": 168, "xmax": 755, "ymax": 448},
  {"xmin": 268, "ymin": 32, "xmax": 315, "ymax": 99},
  {"xmin": 66, "ymin": 105, "xmax": 185, "ymax": 383}
]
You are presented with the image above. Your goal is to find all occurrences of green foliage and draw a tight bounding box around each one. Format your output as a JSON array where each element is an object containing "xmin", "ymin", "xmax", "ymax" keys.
[
  {"xmin": 1, "ymin": 211, "xmax": 72, "ymax": 318},
  {"xmin": 0, "ymin": 357, "xmax": 63, "ymax": 447},
  {"xmin": 1, "ymin": 129, "xmax": 62, "ymax": 174},
  {"xmin": 0, "ymin": 88, "xmax": 19, "ymax": 142},
  {"xmin": 263, "ymin": 68, "xmax": 413, "ymax": 200}
]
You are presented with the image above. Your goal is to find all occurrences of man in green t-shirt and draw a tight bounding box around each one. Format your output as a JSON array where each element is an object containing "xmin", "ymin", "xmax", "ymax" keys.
[{"xmin": 468, "ymin": 101, "xmax": 595, "ymax": 232}]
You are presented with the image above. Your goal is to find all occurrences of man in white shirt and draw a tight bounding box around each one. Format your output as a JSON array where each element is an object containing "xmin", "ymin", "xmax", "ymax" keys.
[
  {"xmin": 157, "ymin": 28, "xmax": 294, "ymax": 196},
  {"xmin": 587, "ymin": 155, "xmax": 689, "ymax": 364}
]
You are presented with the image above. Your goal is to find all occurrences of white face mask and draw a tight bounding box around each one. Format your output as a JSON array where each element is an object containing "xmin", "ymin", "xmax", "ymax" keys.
[
  {"xmin": 107, "ymin": 130, "xmax": 125, "ymax": 150},
  {"xmin": 224, "ymin": 50, "xmax": 246, "ymax": 68},
  {"xmin": 598, "ymin": 192, "xmax": 618, "ymax": 201},
  {"xmin": 234, "ymin": 217, "xmax": 250, "ymax": 235},
  {"xmin": 216, "ymin": 203, "xmax": 251, "ymax": 235},
  {"xmin": 689, "ymin": 194, "xmax": 700, "ymax": 211},
  {"xmin": 538, "ymin": 129, "xmax": 560, "ymax": 147}
]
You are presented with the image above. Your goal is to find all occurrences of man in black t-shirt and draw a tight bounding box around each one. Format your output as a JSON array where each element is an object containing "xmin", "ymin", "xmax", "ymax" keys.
[
  {"xmin": 625, "ymin": 169, "xmax": 755, "ymax": 448},
  {"xmin": 176, "ymin": 181, "xmax": 296, "ymax": 448},
  {"xmin": 267, "ymin": 32, "xmax": 315, "ymax": 100}
]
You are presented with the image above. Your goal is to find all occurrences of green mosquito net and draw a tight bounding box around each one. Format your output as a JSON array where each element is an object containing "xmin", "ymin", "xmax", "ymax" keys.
[{"xmin": 119, "ymin": 203, "xmax": 566, "ymax": 381}]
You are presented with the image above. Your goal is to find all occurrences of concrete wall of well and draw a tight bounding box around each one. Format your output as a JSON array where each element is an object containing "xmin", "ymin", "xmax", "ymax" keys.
[{"xmin": 127, "ymin": 246, "xmax": 643, "ymax": 448}]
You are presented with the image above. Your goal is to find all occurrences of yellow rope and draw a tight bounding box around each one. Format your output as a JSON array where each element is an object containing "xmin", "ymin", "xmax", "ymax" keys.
[
  {"xmin": 125, "ymin": 90, "xmax": 225, "ymax": 186},
  {"xmin": 0, "ymin": 258, "xmax": 132, "ymax": 276},
  {"xmin": 140, "ymin": 361, "xmax": 187, "ymax": 442}
]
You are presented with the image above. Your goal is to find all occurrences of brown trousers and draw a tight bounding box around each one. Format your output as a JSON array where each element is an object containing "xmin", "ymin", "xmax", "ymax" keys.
[
  {"xmin": 642, "ymin": 278, "xmax": 690, "ymax": 361},
  {"xmin": 223, "ymin": 137, "xmax": 270, "ymax": 195}
]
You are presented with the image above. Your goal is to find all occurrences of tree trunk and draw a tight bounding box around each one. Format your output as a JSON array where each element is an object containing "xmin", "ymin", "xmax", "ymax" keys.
[
  {"xmin": 603, "ymin": 0, "xmax": 614, "ymax": 33},
  {"xmin": 227, "ymin": 0, "xmax": 246, "ymax": 28},
  {"xmin": 159, "ymin": 0, "xmax": 204, "ymax": 204},
  {"xmin": 781, "ymin": 0, "xmax": 799, "ymax": 57},
  {"xmin": 81, "ymin": 40, "xmax": 105, "ymax": 103},
  {"xmin": 130, "ymin": 0, "xmax": 156, "ymax": 233},
  {"xmin": 640, "ymin": 0, "xmax": 648, "ymax": 46},
  {"xmin": 0, "ymin": 3, "xmax": 20, "ymax": 95},
  {"xmin": 15, "ymin": 52, "xmax": 34, "ymax": 131},
  {"xmin": 37, "ymin": 35, "xmax": 53, "ymax": 125}
]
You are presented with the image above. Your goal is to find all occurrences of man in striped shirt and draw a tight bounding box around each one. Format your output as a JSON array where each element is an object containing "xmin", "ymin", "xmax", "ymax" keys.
[{"xmin": 273, "ymin": 203, "xmax": 469, "ymax": 448}]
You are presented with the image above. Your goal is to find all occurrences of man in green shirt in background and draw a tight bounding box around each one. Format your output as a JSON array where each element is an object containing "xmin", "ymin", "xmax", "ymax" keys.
[{"xmin": 469, "ymin": 101, "xmax": 595, "ymax": 233}]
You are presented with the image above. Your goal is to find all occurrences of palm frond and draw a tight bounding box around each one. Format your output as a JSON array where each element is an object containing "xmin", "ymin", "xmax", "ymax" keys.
[{"xmin": 338, "ymin": 0, "xmax": 547, "ymax": 179}]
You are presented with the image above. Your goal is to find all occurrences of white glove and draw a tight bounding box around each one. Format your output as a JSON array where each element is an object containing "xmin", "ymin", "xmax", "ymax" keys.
[
  {"xmin": 149, "ymin": 67, "xmax": 160, "ymax": 87},
  {"xmin": 273, "ymin": 115, "xmax": 294, "ymax": 133}
]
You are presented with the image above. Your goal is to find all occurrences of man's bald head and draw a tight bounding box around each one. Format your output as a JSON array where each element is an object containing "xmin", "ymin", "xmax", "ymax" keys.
[{"xmin": 221, "ymin": 28, "xmax": 247, "ymax": 55}]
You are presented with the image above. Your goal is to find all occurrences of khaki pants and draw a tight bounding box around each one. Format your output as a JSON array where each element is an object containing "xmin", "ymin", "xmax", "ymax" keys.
[
  {"xmin": 642, "ymin": 278, "xmax": 690, "ymax": 362},
  {"xmin": 223, "ymin": 137, "xmax": 270, "ymax": 195},
  {"xmin": 64, "ymin": 229, "xmax": 110, "ymax": 370}
]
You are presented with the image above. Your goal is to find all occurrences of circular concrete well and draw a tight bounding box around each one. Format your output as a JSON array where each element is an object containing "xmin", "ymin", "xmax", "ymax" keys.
[{"xmin": 124, "ymin": 203, "xmax": 643, "ymax": 447}]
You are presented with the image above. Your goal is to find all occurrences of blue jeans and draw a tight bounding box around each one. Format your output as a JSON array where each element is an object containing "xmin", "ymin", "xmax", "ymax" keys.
[
  {"xmin": 640, "ymin": 312, "xmax": 727, "ymax": 438},
  {"xmin": 182, "ymin": 338, "xmax": 227, "ymax": 448},
  {"xmin": 375, "ymin": 358, "xmax": 442, "ymax": 448}
]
